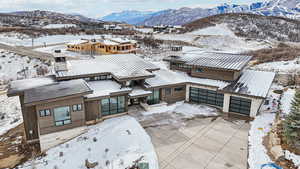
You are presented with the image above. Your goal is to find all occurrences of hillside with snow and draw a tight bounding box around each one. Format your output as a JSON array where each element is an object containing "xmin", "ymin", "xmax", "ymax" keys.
[
  {"xmin": 0, "ymin": 49, "xmax": 50, "ymax": 85},
  {"xmin": 153, "ymin": 23, "xmax": 274, "ymax": 52},
  {"xmin": 184, "ymin": 13, "xmax": 300, "ymax": 42}
]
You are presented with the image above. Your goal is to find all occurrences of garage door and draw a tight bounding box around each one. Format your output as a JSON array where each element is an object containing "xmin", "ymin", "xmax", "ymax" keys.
[
  {"xmin": 229, "ymin": 96, "xmax": 252, "ymax": 115},
  {"xmin": 189, "ymin": 87, "xmax": 224, "ymax": 107}
]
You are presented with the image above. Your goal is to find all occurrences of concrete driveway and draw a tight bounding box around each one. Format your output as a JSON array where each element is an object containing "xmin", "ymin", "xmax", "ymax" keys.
[{"xmin": 145, "ymin": 117, "xmax": 250, "ymax": 169}]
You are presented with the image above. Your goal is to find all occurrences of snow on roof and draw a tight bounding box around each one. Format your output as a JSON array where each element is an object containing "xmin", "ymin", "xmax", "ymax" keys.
[
  {"xmin": 166, "ymin": 52, "xmax": 252, "ymax": 71},
  {"xmin": 109, "ymin": 38, "xmax": 134, "ymax": 44},
  {"xmin": 101, "ymin": 39, "xmax": 119, "ymax": 45},
  {"xmin": 129, "ymin": 87, "xmax": 152, "ymax": 98},
  {"xmin": 222, "ymin": 70, "xmax": 275, "ymax": 98},
  {"xmin": 56, "ymin": 54, "xmax": 159, "ymax": 80},
  {"xmin": 145, "ymin": 69, "xmax": 230, "ymax": 89},
  {"xmin": 86, "ymin": 80, "xmax": 131, "ymax": 98},
  {"xmin": 66, "ymin": 39, "xmax": 89, "ymax": 45},
  {"xmin": 24, "ymin": 79, "xmax": 92, "ymax": 104},
  {"xmin": 7, "ymin": 76, "xmax": 56, "ymax": 96}
]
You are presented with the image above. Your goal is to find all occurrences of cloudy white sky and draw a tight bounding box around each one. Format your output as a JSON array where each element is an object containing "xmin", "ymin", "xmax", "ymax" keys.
[{"xmin": 0, "ymin": 0, "xmax": 266, "ymax": 18}]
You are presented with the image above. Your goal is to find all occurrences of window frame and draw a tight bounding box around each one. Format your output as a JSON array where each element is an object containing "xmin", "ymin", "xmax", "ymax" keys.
[
  {"xmin": 165, "ymin": 88, "xmax": 172, "ymax": 95},
  {"xmin": 53, "ymin": 106, "xmax": 72, "ymax": 126},
  {"xmin": 100, "ymin": 96, "xmax": 126, "ymax": 117},
  {"xmin": 174, "ymin": 87, "xmax": 184, "ymax": 92},
  {"xmin": 39, "ymin": 109, "xmax": 51, "ymax": 117},
  {"xmin": 72, "ymin": 104, "xmax": 82, "ymax": 112}
]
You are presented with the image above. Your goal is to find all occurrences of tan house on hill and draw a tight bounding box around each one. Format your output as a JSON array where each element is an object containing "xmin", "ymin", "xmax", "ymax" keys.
[
  {"xmin": 66, "ymin": 38, "xmax": 137, "ymax": 55},
  {"xmin": 7, "ymin": 49, "xmax": 275, "ymax": 151}
]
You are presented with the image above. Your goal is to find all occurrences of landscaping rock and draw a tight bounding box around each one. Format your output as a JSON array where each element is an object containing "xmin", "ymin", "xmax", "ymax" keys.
[
  {"xmin": 271, "ymin": 145, "xmax": 284, "ymax": 160},
  {"xmin": 85, "ymin": 159, "xmax": 98, "ymax": 169}
]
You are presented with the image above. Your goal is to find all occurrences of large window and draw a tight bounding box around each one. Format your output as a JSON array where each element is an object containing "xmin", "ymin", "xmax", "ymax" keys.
[
  {"xmin": 53, "ymin": 106, "xmax": 71, "ymax": 126},
  {"xmin": 101, "ymin": 96, "xmax": 126, "ymax": 116},
  {"xmin": 147, "ymin": 89, "xmax": 160, "ymax": 105},
  {"xmin": 229, "ymin": 96, "xmax": 252, "ymax": 115},
  {"xmin": 189, "ymin": 87, "xmax": 224, "ymax": 107}
]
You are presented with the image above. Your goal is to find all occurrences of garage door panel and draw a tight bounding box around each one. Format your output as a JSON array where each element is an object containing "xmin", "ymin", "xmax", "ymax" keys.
[
  {"xmin": 189, "ymin": 87, "xmax": 224, "ymax": 107},
  {"xmin": 229, "ymin": 96, "xmax": 251, "ymax": 115}
]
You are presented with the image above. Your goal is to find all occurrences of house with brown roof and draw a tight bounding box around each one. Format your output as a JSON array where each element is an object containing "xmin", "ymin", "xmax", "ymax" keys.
[
  {"xmin": 66, "ymin": 38, "xmax": 137, "ymax": 55},
  {"xmin": 7, "ymin": 50, "xmax": 275, "ymax": 151}
]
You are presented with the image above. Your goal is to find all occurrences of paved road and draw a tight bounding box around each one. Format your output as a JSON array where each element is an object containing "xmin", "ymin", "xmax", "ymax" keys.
[
  {"xmin": 0, "ymin": 43, "xmax": 54, "ymax": 61},
  {"xmin": 29, "ymin": 42, "xmax": 66, "ymax": 49}
]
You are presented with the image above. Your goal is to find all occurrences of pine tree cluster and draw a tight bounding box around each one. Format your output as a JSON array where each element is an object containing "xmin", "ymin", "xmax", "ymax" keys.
[{"xmin": 283, "ymin": 90, "xmax": 300, "ymax": 147}]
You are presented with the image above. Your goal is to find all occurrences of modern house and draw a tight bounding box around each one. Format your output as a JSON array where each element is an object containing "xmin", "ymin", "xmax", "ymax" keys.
[
  {"xmin": 7, "ymin": 50, "xmax": 275, "ymax": 151},
  {"xmin": 66, "ymin": 38, "xmax": 137, "ymax": 55},
  {"xmin": 153, "ymin": 25, "xmax": 184, "ymax": 33}
]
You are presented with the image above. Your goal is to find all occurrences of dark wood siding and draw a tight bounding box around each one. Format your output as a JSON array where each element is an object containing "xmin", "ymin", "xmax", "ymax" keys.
[
  {"xmin": 190, "ymin": 68, "xmax": 237, "ymax": 81},
  {"xmin": 20, "ymin": 95, "xmax": 39, "ymax": 141},
  {"xmin": 36, "ymin": 97, "xmax": 86, "ymax": 135},
  {"xmin": 84, "ymin": 100, "xmax": 100, "ymax": 121},
  {"xmin": 161, "ymin": 86, "xmax": 186, "ymax": 103}
]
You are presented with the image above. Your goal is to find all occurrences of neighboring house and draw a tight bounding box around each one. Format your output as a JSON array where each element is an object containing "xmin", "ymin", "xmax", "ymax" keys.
[
  {"xmin": 153, "ymin": 25, "xmax": 184, "ymax": 33},
  {"xmin": 7, "ymin": 50, "xmax": 275, "ymax": 151},
  {"xmin": 66, "ymin": 38, "xmax": 137, "ymax": 55},
  {"xmin": 118, "ymin": 23, "xmax": 136, "ymax": 30}
]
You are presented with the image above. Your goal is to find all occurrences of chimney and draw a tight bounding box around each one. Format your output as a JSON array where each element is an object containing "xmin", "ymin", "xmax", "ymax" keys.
[{"xmin": 53, "ymin": 50, "xmax": 68, "ymax": 72}]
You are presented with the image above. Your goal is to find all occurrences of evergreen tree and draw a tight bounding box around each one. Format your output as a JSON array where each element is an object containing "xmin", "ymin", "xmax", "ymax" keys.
[{"xmin": 283, "ymin": 90, "xmax": 300, "ymax": 147}]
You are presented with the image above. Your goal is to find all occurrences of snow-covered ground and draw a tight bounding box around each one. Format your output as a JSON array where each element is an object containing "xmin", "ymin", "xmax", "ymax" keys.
[
  {"xmin": 153, "ymin": 24, "xmax": 274, "ymax": 53},
  {"xmin": 18, "ymin": 116, "xmax": 159, "ymax": 169},
  {"xmin": 252, "ymin": 59, "xmax": 300, "ymax": 74},
  {"xmin": 35, "ymin": 45, "xmax": 93, "ymax": 60},
  {"xmin": 280, "ymin": 88, "xmax": 296, "ymax": 115},
  {"xmin": 43, "ymin": 24, "xmax": 77, "ymax": 29},
  {"xmin": 285, "ymin": 150, "xmax": 300, "ymax": 168},
  {"xmin": 136, "ymin": 28, "xmax": 153, "ymax": 34},
  {"xmin": 0, "ymin": 33, "xmax": 113, "ymax": 47},
  {"xmin": 249, "ymin": 85, "xmax": 280, "ymax": 169},
  {"xmin": 0, "ymin": 94, "xmax": 22, "ymax": 136},
  {"xmin": 0, "ymin": 49, "xmax": 50, "ymax": 84},
  {"xmin": 248, "ymin": 112, "xmax": 276, "ymax": 169},
  {"xmin": 141, "ymin": 101, "xmax": 219, "ymax": 118},
  {"xmin": 187, "ymin": 24, "xmax": 236, "ymax": 37}
]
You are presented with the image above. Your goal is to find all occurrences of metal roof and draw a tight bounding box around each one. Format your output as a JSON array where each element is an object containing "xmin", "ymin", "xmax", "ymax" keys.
[
  {"xmin": 222, "ymin": 70, "xmax": 275, "ymax": 98},
  {"xmin": 166, "ymin": 52, "xmax": 252, "ymax": 71},
  {"xmin": 56, "ymin": 54, "xmax": 159, "ymax": 80},
  {"xmin": 24, "ymin": 79, "xmax": 92, "ymax": 105},
  {"xmin": 7, "ymin": 76, "xmax": 56, "ymax": 96}
]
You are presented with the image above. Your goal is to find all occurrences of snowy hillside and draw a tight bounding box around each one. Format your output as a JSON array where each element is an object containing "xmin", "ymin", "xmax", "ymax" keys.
[
  {"xmin": 0, "ymin": 33, "xmax": 108, "ymax": 47},
  {"xmin": 153, "ymin": 23, "xmax": 273, "ymax": 53},
  {"xmin": 0, "ymin": 94, "xmax": 22, "ymax": 136},
  {"xmin": 184, "ymin": 13, "xmax": 300, "ymax": 42},
  {"xmin": 42, "ymin": 24, "xmax": 77, "ymax": 29},
  {"xmin": 0, "ymin": 49, "xmax": 50, "ymax": 85}
]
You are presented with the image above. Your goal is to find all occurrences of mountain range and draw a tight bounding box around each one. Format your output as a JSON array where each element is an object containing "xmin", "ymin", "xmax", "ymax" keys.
[
  {"xmin": 9, "ymin": 10, "xmax": 99, "ymax": 23},
  {"xmin": 100, "ymin": 0, "xmax": 300, "ymax": 26}
]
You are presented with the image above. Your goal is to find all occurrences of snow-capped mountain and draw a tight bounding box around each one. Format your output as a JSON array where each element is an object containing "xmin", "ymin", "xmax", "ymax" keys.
[
  {"xmin": 251, "ymin": 0, "xmax": 300, "ymax": 19},
  {"xmin": 101, "ymin": 0, "xmax": 300, "ymax": 26}
]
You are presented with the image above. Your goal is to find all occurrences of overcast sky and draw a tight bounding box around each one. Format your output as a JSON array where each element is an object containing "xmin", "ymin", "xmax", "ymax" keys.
[{"xmin": 0, "ymin": 0, "xmax": 266, "ymax": 18}]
